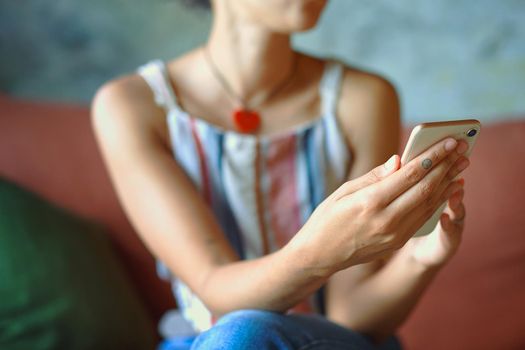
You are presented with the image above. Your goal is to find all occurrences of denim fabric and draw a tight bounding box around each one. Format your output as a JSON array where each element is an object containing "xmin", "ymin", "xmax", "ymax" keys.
[{"xmin": 159, "ymin": 309, "xmax": 403, "ymax": 350}]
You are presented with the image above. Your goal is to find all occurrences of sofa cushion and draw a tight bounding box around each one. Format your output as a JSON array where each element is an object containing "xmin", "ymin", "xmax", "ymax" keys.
[{"xmin": 0, "ymin": 178, "xmax": 156, "ymax": 349}]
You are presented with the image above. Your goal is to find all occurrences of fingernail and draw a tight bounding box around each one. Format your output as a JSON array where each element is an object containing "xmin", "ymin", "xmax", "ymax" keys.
[
  {"xmin": 384, "ymin": 155, "xmax": 396, "ymax": 170},
  {"xmin": 457, "ymin": 141, "xmax": 468, "ymax": 154},
  {"xmin": 458, "ymin": 178, "xmax": 465, "ymax": 186},
  {"xmin": 445, "ymin": 139, "xmax": 457, "ymax": 151}
]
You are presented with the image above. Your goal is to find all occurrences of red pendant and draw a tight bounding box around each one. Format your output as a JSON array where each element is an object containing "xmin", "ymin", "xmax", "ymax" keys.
[{"xmin": 233, "ymin": 109, "xmax": 261, "ymax": 133}]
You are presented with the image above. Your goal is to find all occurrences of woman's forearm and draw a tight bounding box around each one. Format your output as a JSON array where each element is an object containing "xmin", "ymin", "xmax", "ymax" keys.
[
  {"xmin": 328, "ymin": 250, "xmax": 442, "ymax": 343},
  {"xmin": 195, "ymin": 242, "xmax": 330, "ymax": 316}
]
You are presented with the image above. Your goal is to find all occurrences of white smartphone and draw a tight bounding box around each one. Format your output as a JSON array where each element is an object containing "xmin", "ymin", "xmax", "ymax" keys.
[{"xmin": 401, "ymin": 119, "xmax": 481, "ymax": 237}]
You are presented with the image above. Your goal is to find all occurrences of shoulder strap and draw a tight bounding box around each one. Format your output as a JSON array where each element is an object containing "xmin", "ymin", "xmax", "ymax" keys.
[
  {"xmin": 319, "ymin": 61, "xmax": 344, "ymax": 116},
  {"xmin": 137, "ymin": 59, "xmax": 182, "ymax": 113}
]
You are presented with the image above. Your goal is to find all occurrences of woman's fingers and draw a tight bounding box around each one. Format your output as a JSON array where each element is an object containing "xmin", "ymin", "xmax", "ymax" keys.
[
  {"xmin": 370, "ymin": 138, "xmax": 463, "ymax": 207},
  {"xmin": 332, "ymin": 155, "xmax": 400, "ymax": 201},
  {"xmin": 445, "ymin": 189, "xmax": 466, "ymax": 225},
  {"xmin": 428, "ymin": 157, "xmax": 469, "ymax": 203},
  {"xmin": 388, "ymin": 151, "xmax": 468, "ymax": 217},
  {"xmin": 394, "ymin": 180, "xmax": 464, "ymax": 241},
  {"xmin": 440, "ymin": 193, "xmax": 466, "ymax": 241}
]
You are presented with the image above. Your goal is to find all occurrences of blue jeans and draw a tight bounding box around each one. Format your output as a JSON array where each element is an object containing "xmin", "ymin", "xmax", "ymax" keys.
[{"xmin": 159, "ymin": 309, "xmax": 403, "ymax": 350}]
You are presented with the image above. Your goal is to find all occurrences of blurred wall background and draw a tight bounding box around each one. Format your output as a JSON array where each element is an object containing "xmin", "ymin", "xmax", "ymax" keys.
[{"xmin": 1, "ymin": 0, "xmax": 524, "ymax": 125}]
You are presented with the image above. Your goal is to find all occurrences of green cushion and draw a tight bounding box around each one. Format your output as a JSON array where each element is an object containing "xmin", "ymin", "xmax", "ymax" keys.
[{"xmin": 0, "ymin": 178, "xmax": 156, "ymax": 350}]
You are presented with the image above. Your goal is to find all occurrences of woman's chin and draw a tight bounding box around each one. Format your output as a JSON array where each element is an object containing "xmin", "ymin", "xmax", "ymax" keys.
[
  {"xmin": 289, "ymin": 14, "xmax": 324, "ymax": 32},
  {"xmin": 291, "ymin": 1, "xmax": 327, "ymax": 32},
  {"xmin": 296, "ymin": 18, "xmax": 322, "ymax": 31}
]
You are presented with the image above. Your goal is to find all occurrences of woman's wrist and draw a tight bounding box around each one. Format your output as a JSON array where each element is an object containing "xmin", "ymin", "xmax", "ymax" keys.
[{"xmin": 280, "ymin": 235, "xmax": 334, "ymax": 283}]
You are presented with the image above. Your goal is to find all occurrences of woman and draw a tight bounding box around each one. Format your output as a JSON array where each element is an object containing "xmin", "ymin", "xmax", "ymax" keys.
[{"xmin": 91, "ymin": 0, "xmax": 469, "ymax": 348}]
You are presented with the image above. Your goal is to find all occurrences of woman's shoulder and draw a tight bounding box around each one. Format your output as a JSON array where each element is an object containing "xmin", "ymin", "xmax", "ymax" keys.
[
  {"xmin": 91, "ymin": 69, "xmax": 171, "ymax": 151},
  {"xmin": 300, "ymin": 52, "xmax": 398, "ymax": 117},
  {"xmin": 322, "ymin": 57, "xmax": 397, "ymax": 101},
  {"xmin": 340, "ymin": 65, "xmax": 398, "ymax": 110},
  {"xmin": 95, "ymin": 49, "xmax": 201, "ymax": 116},
  {"xmin": 297, "ymin": 53, "xmax": 398, "ymax": 102},
  {"xmin": 93, "ymin": 68, "xmax": 161, "ymax": 118}
]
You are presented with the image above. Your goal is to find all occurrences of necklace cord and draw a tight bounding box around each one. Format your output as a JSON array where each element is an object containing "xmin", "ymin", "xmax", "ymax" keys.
[{"xmin": 203, "ymin": 46, "xmax": 299, "ymax": 111}]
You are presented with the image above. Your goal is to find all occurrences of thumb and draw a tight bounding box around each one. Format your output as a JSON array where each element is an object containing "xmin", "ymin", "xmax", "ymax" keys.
[{"xmin": 332, "ymin": 154, "xmax": 399, "ymax": 199}]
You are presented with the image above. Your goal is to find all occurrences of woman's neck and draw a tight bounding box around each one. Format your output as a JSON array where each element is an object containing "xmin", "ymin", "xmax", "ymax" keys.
[{"xmin": 206, "ymin": 1, "xmax": 297, "ymax": 104}]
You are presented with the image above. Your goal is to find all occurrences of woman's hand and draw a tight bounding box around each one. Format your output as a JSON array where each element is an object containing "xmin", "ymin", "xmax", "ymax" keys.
[
  {"xmin": 289, "ymin": 137, "xmax": 470, "ymax": 275},
  {"xmin": 400, "ymin": 186, "xmax": 466, "ymax": 268}
]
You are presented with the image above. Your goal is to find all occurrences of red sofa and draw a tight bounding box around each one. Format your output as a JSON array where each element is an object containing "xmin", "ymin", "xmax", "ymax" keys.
[{"xmin": 1, "ymin": 93, "xmax": 524, "ymax": 349}]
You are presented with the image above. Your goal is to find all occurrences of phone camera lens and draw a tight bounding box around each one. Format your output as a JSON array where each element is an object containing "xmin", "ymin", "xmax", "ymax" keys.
[{"xmin": 467, "ymin": 129, "xmax": 477, "ymax": 137}]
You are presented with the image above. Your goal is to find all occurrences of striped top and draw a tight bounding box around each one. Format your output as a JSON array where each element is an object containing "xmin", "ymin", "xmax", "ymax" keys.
[{"xmin": 137, "ymin": 59, "xmax": 352, "ymax": 333}]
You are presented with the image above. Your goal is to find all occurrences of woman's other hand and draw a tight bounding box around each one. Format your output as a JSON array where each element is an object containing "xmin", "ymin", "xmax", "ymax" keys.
[{"xmin": 401, "ymin": 185, "xmax": 466, "ymax": 268}]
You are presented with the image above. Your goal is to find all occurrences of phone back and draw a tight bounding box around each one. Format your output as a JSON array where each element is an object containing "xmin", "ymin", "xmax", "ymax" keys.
[{"xmin": 401, "ymin": 119, "xmax": 481, "ymax": 237}]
